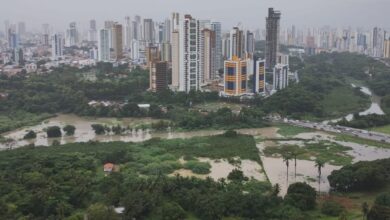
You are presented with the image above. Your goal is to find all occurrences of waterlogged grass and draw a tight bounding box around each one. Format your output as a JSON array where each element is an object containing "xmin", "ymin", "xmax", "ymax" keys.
[
  {"xmin": 0, "ymin": 111, "xmax": 54, "ymax": 133},
  {"xmin": 263, "ymin": 141, "xmax": 353, "ymax": 166},
  {"xmin": 4, "ymin": 133, "xmax": 260, "ymax": 177},
  {"xmin": 274, "ymin": 123, "xmax": 315, "ymax": 137},
  {"xmin": 335, "ymin": 134, "xmax": 390, "ymax": 149}
]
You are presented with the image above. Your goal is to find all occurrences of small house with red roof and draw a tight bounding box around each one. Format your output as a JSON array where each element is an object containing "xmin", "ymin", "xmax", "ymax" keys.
[{"xmin": 104, "ymin": 163, "xmax": 115, "ymax": 173}]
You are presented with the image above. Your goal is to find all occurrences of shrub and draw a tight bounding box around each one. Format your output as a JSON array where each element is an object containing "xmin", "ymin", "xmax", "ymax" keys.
[
  {"xmin": 184, "ymin": 161, "xmax": 211, "ymax": 174},
  {"xmin": 46, "ymin": 126, "xmax": 62, "ymax": 138},
  {"xmin": 224, "ymin": 129, "xmax": 238, "ymax": 137},
  {"xmin": 63, "ymin": 125, "xmax": 76, "ymax": 136},
  {"xmin": 227, "ymin": 169, "xmax": 248, "ymax": 182},
  {"xmin": 23, "ymin": 130, "xmax": 37, "ymax": 139},
  {"xmin": 321, "ymin": 200, "xmax": 345, "ymax": 216},
  {"xmin": 92, "ymin": 124, "xmax": 106, "ymax": 135},
  {"xmin": 285, "ymin": 182, "xmax": 317, "ymax": 211},
  {"xmin": 159, "ymin": 202, "xmax": 186, "ymax": 220}
]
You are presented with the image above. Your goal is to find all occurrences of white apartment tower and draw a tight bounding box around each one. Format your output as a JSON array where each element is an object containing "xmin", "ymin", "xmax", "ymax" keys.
[
  {"xmin": 98, "ymin": 29, "xmax": 110, "ymax": 62},
  {"xmin": 272, "ymin": 64, "xmax": 289, "ymax": 93},
  {"xmin": 51, "ymin": 34, "xmax": 63, "ymax": 60},
  {"xmin": 179, "ymin": 14, "xmax": 201, "ymax": 92}
]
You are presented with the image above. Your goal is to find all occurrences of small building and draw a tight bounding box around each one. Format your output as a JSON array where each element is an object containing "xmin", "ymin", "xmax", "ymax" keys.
[{"xmin": 104, "ymin": 163, "xmax": 115, "ymax": 173}]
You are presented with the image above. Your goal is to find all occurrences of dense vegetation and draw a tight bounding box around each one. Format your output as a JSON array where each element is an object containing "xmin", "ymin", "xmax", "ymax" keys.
[
  {"xmin": 262, "ymin": 52, "xmax": 373, "ymax": 119},
  {"xmin": 0, "ymin": 134, "xmax": 322, "ymax": 219},
  {"xmin": 338, "ymin": 113, "xmax": 390, "ymax": 129},
  {"xmin": 328, "ymin": 158, "xmax": 390, "ymax": 192},
  {"xmin": 0, "ymin": 64, "xmax": 270, "ymax": 133}
]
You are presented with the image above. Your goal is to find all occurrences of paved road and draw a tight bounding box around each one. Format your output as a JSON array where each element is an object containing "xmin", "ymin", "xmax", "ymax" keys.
[{"xmin": 280, "ymin": 119, "xmax": 390, "ymax": 144}]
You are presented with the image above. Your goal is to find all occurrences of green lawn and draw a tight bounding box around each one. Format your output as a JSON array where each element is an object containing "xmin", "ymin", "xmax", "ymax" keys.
[
  {"xmin": 370, "ymin": 124, "xmax": 390, "ymax": 135},
  {"xmin": 321, "ymin": 86, "xmax": 371, "ymax": 118}
]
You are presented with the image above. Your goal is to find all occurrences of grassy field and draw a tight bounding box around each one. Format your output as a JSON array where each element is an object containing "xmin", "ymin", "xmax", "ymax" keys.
[
  {"xmin": 370, "ymin": 124, "xmax": 390, "ymax": 135},
  {"xmin": 274, "ymin": 123, "xmax": 315, "ymax": 137},
  {"xmin": 263, "ymin": 141, "xmax": 353, "ymax": 166},
  {"xmin": 0, "ymin": 111, "xmax": 54, "ymax": 134},
  {"xmin": 335, "ymin": 134, "xmax": 390, "ymax": 149},
  {"xmin": 322, "ymin": 87, "xmax": 371, "ymax": 118},
  {"xmin": 192, "ymin": 102, "xmax": 244, "ymax": 113}
]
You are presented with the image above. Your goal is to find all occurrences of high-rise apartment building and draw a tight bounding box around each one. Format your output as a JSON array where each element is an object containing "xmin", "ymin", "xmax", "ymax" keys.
[
  {"xmin": 246, "ymin": 31, "xmax": 255, "ymax": 57},
  {"xmin": 66, "ymin": 22, "xmax": 78, "ymax": 47},
  {"xmin": 254, "ymin": 59, "xmax": 266, "ymax": 95},
  {"xmin": 201, "ymin": 29, "xmax": 216, "ymax": 82},
  {"xmin": 265, "ymin": 8, "xmax": 281, "ymax": 69},
  {"xmin": 125, "ymin": 16, "xmax": 132, "ymax": 49},
  {"xmin": 171, "ymin": 30, "xmax": 180, "ymax": 89},
  {"xmin": 98, "ymin": 29, "xmax": 110, "ymax": 62},
  {"xmin": 211, "ymin": 22, "xmax": 223, "ymax": 71},
  {"xmin": 143, "ymin": 19, "xmax": 155, "ymax": 44},
  {"xmin": 384, "ymin": 39, "xmax": 390, "ymax": 58},
  {"xmin": 8, "ymin": 28, "xmax": 18, "ymax": 49},
  {"xmin": 150, "ymin": 61, "xmax": 169, "ymax": 92},
  {"xmin": 161, "ymin": 42, "xmax": 171, "ymax": 62},
  {"xmin": 51, "ymin": 33, "xmax": 64, "ymax": 60},
  {"xmin": 17, "ymin": 22, "xmax": 26, "ymax": 39},
  {"xmin": 88, "ymin": 20, "xmax": 97, "ymax": 42},
  {"xmin": 146, "ymin": 46, "xmax": 160, "ymax": 64},
  {"xmin": 230, "ymin": 27, "xmax": 245, "ymax": 59},
  {"xmin": 112, "ymin": 23, "xmax": 123, "ymax": 60},
  {"xmin": 178, "ymin": 15, "xmax": 201, "ymax": 92},
  {"xmin": 224, "ymin": 57, "xmax": 247, "ymax": 96},
  {"xmin": 272, "ymin": 64, "xmax": 288, "ymax": 93},
  {"xmin": 163, "ymin": 18, "xmax": 171, "ymax": 43}
]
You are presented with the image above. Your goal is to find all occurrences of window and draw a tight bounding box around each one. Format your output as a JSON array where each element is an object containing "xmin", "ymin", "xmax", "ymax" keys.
[
  {"xmin": 259, "ymin": 74, "xmax": 264, "ymax": 80},
  {"xmin": 226, "ymin": 82, "xmax": 235, "ymax": 90},
  {"xmin": 241, "ymin": 66, "xmax": 247, "ymax": 75},
  {"xmin": 241, "ymin": 81, "xmax": 247, "ymax": 89},
  {"xmin": 227, "ymin": 67, "xmax": 235, "ymax": 76}
]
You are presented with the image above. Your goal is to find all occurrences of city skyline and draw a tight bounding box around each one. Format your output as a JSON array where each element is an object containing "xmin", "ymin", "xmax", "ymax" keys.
[{"xmin": 1, "ymin": 0, "xmax": 390, "ymax": 31}]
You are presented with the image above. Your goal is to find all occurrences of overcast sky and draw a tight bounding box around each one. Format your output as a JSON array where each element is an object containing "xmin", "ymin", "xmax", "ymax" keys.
[{"xmin": 1, "ymin": 0, "xmax": 390, "ymax": 32}]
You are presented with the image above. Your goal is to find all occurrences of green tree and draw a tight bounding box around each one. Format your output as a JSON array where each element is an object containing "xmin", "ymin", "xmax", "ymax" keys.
[
  {"xmin": 160, "ymin": 202, "xmax": 186, "ymax": 220},
  {"xmin": 91, "ymin": 124, "xmax": 105, "ymax": 135},
  {"xmin": 46, "ymin": 126, "xmax": 62, "ymax": 138},
  {"xmin": 227, "ymin": 169, "xmax": 248, "ymax": 182},
  {"xmin": 23, "ymin": 130, "xmax": 37, "ymax": 139},
  {"xmin": 63, "ymin": 125, "xmax": 76, "ymax": 136},
  {"xmin": 285, "ymin": 182, "xmax": 317, "ymax": 211},
  {"xmin": 86, "ymin": 203, "xmax": 120, "ymax": 220}
]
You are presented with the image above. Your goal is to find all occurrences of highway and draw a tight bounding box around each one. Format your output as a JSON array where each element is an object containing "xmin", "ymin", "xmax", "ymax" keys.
[{"xmin": 281, "ymin": 118, "xmax": 390, "ymax": 144}]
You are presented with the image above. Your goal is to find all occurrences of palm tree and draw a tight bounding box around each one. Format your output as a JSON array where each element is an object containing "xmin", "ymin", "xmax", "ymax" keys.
[
  {"xmin": 272, "ymin": 183, "xmax": 281, "ymax": 196},
  {"xmin": 291, "ymin": 149, "xmax": 302, "ymax": 182},
  {"xmin": 283, "ymin": 154, "xmax": 291, "ymax": 186},
  {"xmin": 362, "ymin": 202, "xmax": 369, "ymax": 220},
  {"xmin": 315, "ymin": 159, "xmax": 325, "ymax": 194}
]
